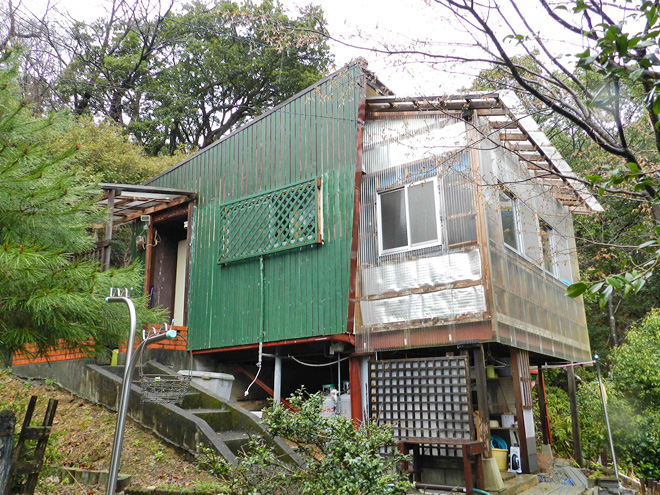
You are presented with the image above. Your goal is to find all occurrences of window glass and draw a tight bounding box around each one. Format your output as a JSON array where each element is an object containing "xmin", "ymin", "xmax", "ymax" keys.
[
  {"xmin": 499, "ymin": 191, "xmax": 519, "ymax": 250},
  {"xmin": 378, "ymin": 179, "xmax": 441, "ymax": 254},
  {"xmin": 380, "ymin": 188, "xmax": 408, "ymax": 251},
  {"xmin": 408, "ymin": 182, "xmax": 438, "ymax": 245},
  {"xmin": 540, "ymin": 222, "xmax": 555, "ymax": 274}
]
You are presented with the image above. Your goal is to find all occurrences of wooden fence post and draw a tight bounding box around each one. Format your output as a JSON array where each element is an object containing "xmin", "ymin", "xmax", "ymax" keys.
[{"xmin": 0, "ymin": 409, "xmax": 16, "ymax": 495}]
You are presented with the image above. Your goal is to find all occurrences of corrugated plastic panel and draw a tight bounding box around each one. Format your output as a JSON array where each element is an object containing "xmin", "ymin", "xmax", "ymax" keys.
[
  {"xmin": 356, "ymin": 113, "xmax": 486, "ymax": 351},
  {"xmin": 477, "ymin": 116, "xmax": 590, "ymax": 362},
  {"xmin": 360, "ymin": 285, "xmax": 486, "ymax": 326},
  {"xmin": 361, "ymin": 250, "xmax": 482, "ymax": 296},
  {"xmin": 147, "ymin": 67, "xmax": 363, "ymax": 350}
]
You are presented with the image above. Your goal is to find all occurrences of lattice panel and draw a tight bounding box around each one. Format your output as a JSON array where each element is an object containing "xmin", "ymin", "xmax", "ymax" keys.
[
  {"xmin": 370, "ymin": 356, "xmax": 473, "ymax": 456},
  {"xmin": 219, "ymin": 178, "xmax": 322, "ymax": 263}
]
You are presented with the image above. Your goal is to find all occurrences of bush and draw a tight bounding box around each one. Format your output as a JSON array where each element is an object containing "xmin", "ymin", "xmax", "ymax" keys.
[
  {"xmin": 198, "ymin": 389, "xmax": 411, "ymax": 495},
  {"xmin": 608, "ymin": 310, "xmax": 660, "ymax": 478}
]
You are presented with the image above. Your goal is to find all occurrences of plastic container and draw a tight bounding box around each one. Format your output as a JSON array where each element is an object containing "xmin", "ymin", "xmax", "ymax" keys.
[
  {"xmin": 502, "ymin": 414, "xmax": 515, "ymax": 427},
  {"xmin": 178, "ymin": 370, "xmax": 235, "ymax": 399},
  {"xmin": 492, "ymin": 448, "xmax": 508, "ymax": 471}
]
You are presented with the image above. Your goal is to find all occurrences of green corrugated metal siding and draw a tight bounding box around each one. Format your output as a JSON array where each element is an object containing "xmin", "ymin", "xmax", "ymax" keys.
[{"xmin": 146, "ymin": 67, "xmax": 363, "ymax": 350}]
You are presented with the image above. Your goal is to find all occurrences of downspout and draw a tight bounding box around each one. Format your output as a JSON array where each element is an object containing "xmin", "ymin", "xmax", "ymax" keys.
[{"xmin": 245, "ymin": 256, "xmax": 265, "ymax": 396}]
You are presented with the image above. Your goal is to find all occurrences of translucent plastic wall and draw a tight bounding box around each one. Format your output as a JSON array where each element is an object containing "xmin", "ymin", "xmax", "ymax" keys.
[
  {"xmin": 477, "ymin": 117, "xmax": 591, "ymax": 362},
  {"xmin": 356, "ymin": 113, "xmax": 489, "ymax": 352}
]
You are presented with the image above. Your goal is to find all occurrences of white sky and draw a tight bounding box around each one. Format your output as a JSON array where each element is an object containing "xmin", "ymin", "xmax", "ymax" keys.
[{"xmin": 18, "ymin": 0, "xmax": 484, "ymax": 96}]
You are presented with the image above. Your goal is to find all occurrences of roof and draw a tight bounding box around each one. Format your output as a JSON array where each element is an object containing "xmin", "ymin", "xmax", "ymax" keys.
[
  {"xmin": 98, "ymin": 183, "xmax": 197, "ymax": 227},
  {"xmin": 365, "ymin": 92, "xmax": 603, "ymax": 215},
  {"xmin": 144, "ymin": 62, "xmax": 391, "ymax": 187}
]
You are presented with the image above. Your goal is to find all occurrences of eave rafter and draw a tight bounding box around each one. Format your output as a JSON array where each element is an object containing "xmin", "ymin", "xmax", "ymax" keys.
[{"xmin": 98, "ymin": 183, "xmax": 198, "ymax": 227}]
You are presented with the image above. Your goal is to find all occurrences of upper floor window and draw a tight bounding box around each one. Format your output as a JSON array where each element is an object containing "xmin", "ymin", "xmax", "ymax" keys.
[
  {"xmin": 377, "ymin": 178, "xmax": 441, "ymax": 255},
  {"xmin": 499, "ymin": 189, "xmax": 521, "ymax": 251},
  {"xmin": 539, "ymin": 220, "xmax": 558, "ymax": 275}
]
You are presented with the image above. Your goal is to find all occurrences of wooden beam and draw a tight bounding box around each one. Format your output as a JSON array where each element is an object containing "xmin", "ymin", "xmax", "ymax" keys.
[
  {"xmin": 102, "ymin": 188, "xmax": 115, "ymax": 272},
  {"xmin": 510, "ymin": 348, "xmax": 529, "ymax": 473},
  {"xmin": 499, "ymin": 132, "xmax": 528, "ymax": 141},
  {"xmin": 349, "ymin": 356, "xmax": 363, "ymax": 425},
  {"xmin": 519, "ymin": 153, "xmax": 544, "ymax": 161},
  {"xmin": 235, "ymin": 364, "xmax": 293, "ymax": 409},
  {"xmin": 489, "ymin": 121, "xmax": 517, "ymax": 129},
  {"xmin": 476, "ymin": 108, "xmax": 507, "ymax": 116},
  {"xmin": 473, "ymin": 346, "xmax": 491, "ymax": 457},
  {"xmin": 143, "ymin": 220, "xmax": 154, "ymax": 299},
  {"xmin": 114, "ymin": 195, "xmax": 191, "ymax": 226},
  {"xmin": 506, "ymin": 143, "xmax": 537, "ymax": 152},
  {"xmin": 0, "ymin": 410, "xmax": 15, "ymax": 491}
]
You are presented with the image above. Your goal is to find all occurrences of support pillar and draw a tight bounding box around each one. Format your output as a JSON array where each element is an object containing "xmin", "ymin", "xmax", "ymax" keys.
[
  {"xmin": 349, "ymin": 355, "xmax": 362, "ymax": 425},
  {"xmin": 510, "ymin": 348, "xmax": 538, "ymax": 473},
  {"xmin": 567, "ymin": 366, "xmax": 583, "ymax": 467},
  {"xmin": 274, "ymin": 355, "xmax": 282, "ymax": 405},
  {"xmin": 102, "ymin": 188, "xmax": 116, "ymax": 272},
  {"xmin": 473, "ymin": 345, "xmax": 491, "ymax": 457},
  {"xmin": 143, "ymin": 220, "xmax": 154, "ymax": 301},
  {"xmin": 537, "ymin": 366, "xmax": 551, "ymax": 446}
]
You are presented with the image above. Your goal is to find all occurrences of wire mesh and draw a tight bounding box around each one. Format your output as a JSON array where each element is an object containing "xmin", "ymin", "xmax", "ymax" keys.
[
  {"xmin": 138, "ymin": 373, "xmax": 191, "ymax": 405},
  {"xmin": 137, "ymin": 325, "xmax": 192, "ymax": 405}
]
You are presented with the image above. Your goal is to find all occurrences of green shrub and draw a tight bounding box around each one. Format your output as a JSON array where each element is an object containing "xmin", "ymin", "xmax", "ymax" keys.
[{"xmin": 198, "ymin": 389, "xmax": 411, "ymax": 495}]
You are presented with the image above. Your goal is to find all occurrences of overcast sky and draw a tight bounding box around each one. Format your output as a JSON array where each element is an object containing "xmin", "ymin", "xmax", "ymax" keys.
[{"xmin": 17, "ymin": 0, "xmax": 485, "ymax": 96}]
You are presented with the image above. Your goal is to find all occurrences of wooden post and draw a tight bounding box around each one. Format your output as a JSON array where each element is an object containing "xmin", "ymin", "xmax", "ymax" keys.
[
  {"xmin": 0, "ymin": 410, "xmax": 15, "ymax": 495},
  {"xmin": 510, "ymin": 348, "xmax": 538, "ymax": 473},
  {"xmin": 102, "ymin": 188, "xmax": 116, "ymax": 272},
  {"xmin": 537, "ymin": 366, "xmax": 551, "ymax": 445},
  {"xmin": 143, "ymin": 220, "xmax": 154, "ymax": 301},
  {"xmin": 567, "ymin": 366, "xmax": 583, "ymax": 467},
  {"xmin": 473, "ymin": 345, "xmax": 491, "ymax": 457}
]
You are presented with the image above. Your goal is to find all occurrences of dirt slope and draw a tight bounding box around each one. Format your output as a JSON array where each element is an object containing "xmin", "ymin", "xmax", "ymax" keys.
[{"xmin": 0, "ymin": 369, "xmax": 224, "ymax": 494}]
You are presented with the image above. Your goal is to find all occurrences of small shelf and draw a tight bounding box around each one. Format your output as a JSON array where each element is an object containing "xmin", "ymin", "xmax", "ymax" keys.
[{"xmin": 491, "ymin": 426, "xmax": 517, "ymax": 430}]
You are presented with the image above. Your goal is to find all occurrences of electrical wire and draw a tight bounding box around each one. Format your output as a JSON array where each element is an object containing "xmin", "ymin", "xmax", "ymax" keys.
[
  {"xmin": 244, "ymin": 341, "xmax": 263, "ymax": 396},
  {"xmin": 289, "ymin": 355, "xmax": 349, "ymax": 367}
]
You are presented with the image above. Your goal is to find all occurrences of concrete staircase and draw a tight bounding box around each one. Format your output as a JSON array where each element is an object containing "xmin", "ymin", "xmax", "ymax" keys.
[{"xmin": 12, "ymin": 358, "xmax": 300, "ymax": 467}]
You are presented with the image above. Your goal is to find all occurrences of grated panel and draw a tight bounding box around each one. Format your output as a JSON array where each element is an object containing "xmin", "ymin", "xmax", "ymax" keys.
[
  {"xmin": 370, "ymin": 356, "xmax": 473, "ymax": 456},
  {"xmin": 218, "ymin": 178, "xmax": 322, "ymax": 263}
]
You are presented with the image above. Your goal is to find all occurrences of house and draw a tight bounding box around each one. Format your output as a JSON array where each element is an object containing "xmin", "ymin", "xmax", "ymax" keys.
[{"xmin": 99, "ymin": 63, "xmax": 600, "ymax": 480}]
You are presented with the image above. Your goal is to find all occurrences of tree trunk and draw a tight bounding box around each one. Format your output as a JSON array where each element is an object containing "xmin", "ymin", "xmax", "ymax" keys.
[{"xmin": 608, "ymin": 297, "xmax": 618, "ymax": 346}]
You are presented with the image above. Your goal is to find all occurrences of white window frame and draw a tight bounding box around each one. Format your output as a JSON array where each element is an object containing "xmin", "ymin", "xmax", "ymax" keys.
[
  {"xmin": 539, "ymin": 219, "xmax": 559, "ymax": 277},
  {"xmin": 376, "ymin": 178, "xmax": 442, "ymax": 256},
  {"xmin": 499, "ymin": 189, "xmax": 523, "ymax": 253}
]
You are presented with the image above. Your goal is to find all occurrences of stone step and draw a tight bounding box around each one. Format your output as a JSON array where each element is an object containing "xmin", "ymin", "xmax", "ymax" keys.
[
  {"xmin": 494, "ymin": 474, "xmax": 539, "ymax": 495},
  {"xmin": 187, "ymin": 408, "xmax": 232, "ymax": 432},
  {"xmin": 217, "ymin": 430, "xmax": 251, "ymax": 443}
]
